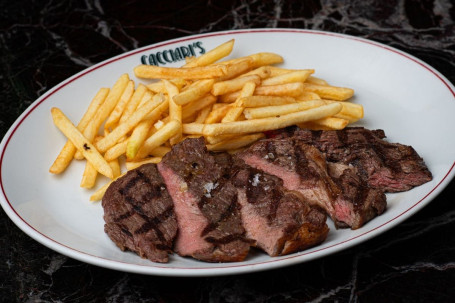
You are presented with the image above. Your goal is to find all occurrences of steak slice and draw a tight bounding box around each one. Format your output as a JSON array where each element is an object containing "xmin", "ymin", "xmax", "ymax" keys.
[
  {"xmin": 233, "ymin": 164, "xmax": 329, "ymax": 256},
  {"xmin": 157, "ymin": 137, "xmax": 251, "ymax": 262},
  {"xmin": 327, "ymin": 162, "xmax": 386, "ymax": 229},
  {"xmin": 289, "ymin": 127, "xmax": 432, "ymax": 192},
  {"xmin": 237, "ymin": 138, "xmax": 385, "ymax": 229},
  {"xmin": 102, "ymin": 163, "xmax": 178, "ymax": 263}
]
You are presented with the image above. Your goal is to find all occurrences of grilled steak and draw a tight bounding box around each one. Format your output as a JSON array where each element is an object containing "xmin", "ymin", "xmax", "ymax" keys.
[
  {"xmin": 237, "ymin": 138, "xmax": 386, "ymax": 229},
  {"xmin": 327, "ymin": 162, "xmax": 386, "ymax": 229},
  {"xmin": 102, "ymin": 163, "xmax": 178, "ymax": 263},
  {"xmin": 287, "ymin": 127, "xmax": 433, "ymax": 192},
  {"xmin": 157, "ymin": 137, "xmax": 251, "ymax": 262},
  {"xmin": 233, "ymin": 164, "xmax": 329, "ymax": 256}
]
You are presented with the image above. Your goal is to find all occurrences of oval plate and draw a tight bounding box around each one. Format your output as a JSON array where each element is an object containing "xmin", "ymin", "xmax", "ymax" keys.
[{"xmin": 1, "ymin": 29, "xmax": 454, "ymax": 276}]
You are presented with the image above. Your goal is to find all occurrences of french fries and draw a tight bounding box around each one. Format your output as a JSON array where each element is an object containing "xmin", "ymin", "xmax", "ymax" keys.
[{"xmin": 50, "ymin": 39, "xmax": 364, "ymax": 202}]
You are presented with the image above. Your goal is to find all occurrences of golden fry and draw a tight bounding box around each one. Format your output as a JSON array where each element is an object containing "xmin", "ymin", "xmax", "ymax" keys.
[
  {"xmin": 302, "ymin": 83, "xmax": 354, "ymax": 101},
  {"xmin": 95, "ymin": 94, "xmax": 164, "ymax": 153},
  {"xmin": 135, "ymin": 120, "xmax": 181, "ymax": 159},
  {"xmin": 49, "ymin": 88, "xmax": 109, "ymax": 174},
  {"xmin": 51, "ymin": 107, "xmax": 113, "ymax": 179},
  {"xmin": 207, "ymin": 133, "xmax": 265, "ymax": 151},
  {"xmin": 181, "ymin": 94, "xmax": 217, "ymax": 120},
  {"xmin": 199, "ymin": 103, "xmax": 343, "ymax": 136},
  {"xmin": 237, "ymin": 95, "xmax": 296, "ymax": 108},
  {"xmin": 134, "ymin": 64, "xmax": 227, "ymax": 80},
  {"xmin": 211, "ymin": 74, "xmax": 261, "ymax": 96},
  {"xmin": 261, "ymin": 69, "xmax": 314, "ymax": 86},
  {"xmin": 75, "ymin": 74, "xmax": 130, "ymax": 159},
  {"xmin": 184, "ymin": 39, "xmax": 235, "ymax": 67},
  {"xmin": 243, "ymin": 100, "xmax": 327, "ymax": 119},
  {"xmin": 104, "ymin": 80, "xmax": 135, "ymax": 132},
  {"xmin": 173, "ymin": 79, "xmax": 215, "ymax": 106}
]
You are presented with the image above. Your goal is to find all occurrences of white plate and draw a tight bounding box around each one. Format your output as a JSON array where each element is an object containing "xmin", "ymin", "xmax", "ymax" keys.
[{"xmin": 1, "ymin": 29, "xmax": 454, "ymax": 277}]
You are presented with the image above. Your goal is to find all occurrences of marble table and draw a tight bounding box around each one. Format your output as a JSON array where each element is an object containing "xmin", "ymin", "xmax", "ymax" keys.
[{"xmin": 1, "ymin": 1, "xmax": 454, "ymax": 301}]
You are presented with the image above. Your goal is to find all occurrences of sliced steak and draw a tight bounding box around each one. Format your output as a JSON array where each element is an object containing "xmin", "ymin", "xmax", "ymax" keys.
[
  {"xmin": 102, "ymin": 163, "xmax": 177, "ymax": 263},
  {"xmin": 233, "ymin": 165, "xmax": 329, "ymax": 256},
  {"xmin": 289, "ymin": 127, "xmax": 432, "ymax": 192},
  {"xmin": 327, "ymin": 162, "xmax": 386, "ymax": 229},
  {"xmin": 237, "ymin": 138, "xmax": 385, "ymax": 229},
  {"xmin": 157, "ymin": 138, "xmax": 251, "ymax": 262}
]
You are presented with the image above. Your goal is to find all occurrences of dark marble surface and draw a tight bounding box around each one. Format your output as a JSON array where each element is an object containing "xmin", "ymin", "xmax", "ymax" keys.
[{"xmin": 1, "ymin": 0, "xmax": 454, "ymax": 302}]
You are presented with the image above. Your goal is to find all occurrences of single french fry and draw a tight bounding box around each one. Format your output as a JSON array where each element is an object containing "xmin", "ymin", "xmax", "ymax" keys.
[
  {"xmin": 148, "ymin": 146, "xmax": 171, "ymax": 157},
  {"xmin": 109, "ymin": 158, "xmax": 121, "ymax": 178},
  {"xmin": 184, "ymin": 39, "xmax": 235, "ymax": 67},
  {"xmin": 254, "ymin": 82, "xmax": 305, "ymax": 97},
  {"xmin": 135, "ymin": 120, "xmax": 181, "ymax": 159},
  {"xmin": 298, "ymin": 117, "xmax": 349, "ymax": 130},
  {"xmin": 104, "ymin": 141, "xmax": 128, "ymax": 161},
  {"xmin": 49, "ymin": 88, "xmax": 109, "ymax": 174},
  {"xmin": 221, "ymin": 81, "xmax": 257, "ymax": 123},
  {"xmin": 207, "ymin": 133, "xmax": 265, "ymax": 151},
  {"xmin": 249, "ymin": 52, "xmax": 284, "ymax": 68},
  {"xmin": 104, "ymin": 80, "xmax": 135, "ymax": 132},
  {"xmin": 126, "ymin": 119, "xmax": 154, "ymax": 160},
  {"xmin": 163, "ymin": 80, "xmax": 183, "ymax": 145},
  {"xmin": 194, "ymin": 105, "xmax": 212, "ymax": 123},
  {"xmin": 172, "ymin": 79, "xmax": 215, "ymax": 106},
  {"xmin": 181, "ymin": 94, "xmax": 217, "ymax": 120},
  {"xmin": 323, "ymin": 100, "xmax": 364, "ymax": 122},
  {"xmin": 95, "ymin": 94, "xmax": 165, "ymax": 153},
  {"xmin": 147, "ymin": 78, "xmax": 187, "ymax": 93},
  {"xmin": 204, "ymin": 103, "xmax": 232, "ymax": 124},
  {"xmin": 205, "ymin": 134, "xmax": 238, "ymax": 144},
  {"xmin": 75, "ymin": 74, "xmax": 130, "ymax": 159},
  {"xmin": 134, "ymin": 64, "xmax": 227, "ymax": 80},
  {"xmin": 220, "ymin": 83, "xmax": 305, "ymax": 102},
  {"xmin": 216, "ymin": 57, "xmax": 254, "ymax": 81},
  {"xmin": 302, "ymin": 83, "xmax": 354, "ymax": 101},
  {"xmin": 154, "ymin": 116, "xmax": 170, "ymax": 130},
  {"xmin": 211, "ymin": 74, "xmax": 261, "ymax": 96},
  {"xmin": 119, "ymin": 84, "xmax": 148, "ymax": 124},
  {"xmin": 80, "ymin": 161, "xmax": 98, "ymax": 189},
  {"xmin": 243, "ymin": 100, "xmax": 327, "ymax": 119},
  {"xmin": 261, "ymin": 69, "xmax": 314, "ymax": 86},
  {"xmin": 143, "ymin": 97, "xmax": 169, "ymax": 120},
  {"xmin": 199, "ymin": 103, "xmax": 343, "ymax": 136},
  {"xmin": 240, "ymin": 66, "xmax": 272, "ymax": 79},
  {"xmin": 306, "ymin": 76, "xmax": 329, "ymax": 86},
  {"xmin": 126, "ymin": 100, "xmax": 170, "ymax": 159},
  {"xmin": 51, "ymin": 107, "xmax": 113, "ymax": 179},
  {"xmin": 237, "ymin": 95, "xmax": 296, "ymax": 108},
  {"xmin": 125, "ymin": 157, "xmax": 162, "ymax": 170},
  {"xmin": 296, "ymin": 91, "xmax": 321, "ymax": 101}
]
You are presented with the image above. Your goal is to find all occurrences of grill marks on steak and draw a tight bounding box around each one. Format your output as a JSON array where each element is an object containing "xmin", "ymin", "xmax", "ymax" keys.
[
  {"xmin": 157, "ymin": 137, "xmax": 251, "ymax": 262},
  {"xmin": 233, "ymin": 166, "xmax": 329, "ymax": 256},
  {"xmin": 327, "ymin": 162, "xmax": 386, "ymax": 229},
  {"xmin": 289, "ymin": 127, "xmax": 432, "ymax": 192},
  {"xmin": 238, "ymin": 138, "xmax": 386, "ymax": 229},
  {"xmin": 102, "ymin": 164, "xmax": 178, "ymax": 263}
]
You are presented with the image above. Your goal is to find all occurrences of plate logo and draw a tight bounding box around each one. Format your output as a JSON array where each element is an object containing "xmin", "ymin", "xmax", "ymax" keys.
[{"xmin": 141, "ymin": 41, "xmax": 205, "ymax": 66}]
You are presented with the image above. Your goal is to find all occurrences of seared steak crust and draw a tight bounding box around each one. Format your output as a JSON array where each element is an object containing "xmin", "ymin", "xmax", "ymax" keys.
[
  {"xmin": 102, "ymin": 163, "xmax": 178, "ymax": 263},
  {"xmin": 158, "ymin": 137, "xmax": 251, "ymax": 262},
  {"xmin": 237, "ymin": 138, "xmax": 386, "ymax": 229},
  {"xmin": 233, "ymin": 165, "xmax": 329, "ymax": 256},
  {"xmin": 287, "ymin": 127, "xmax": 432, "ymax": 192}
]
